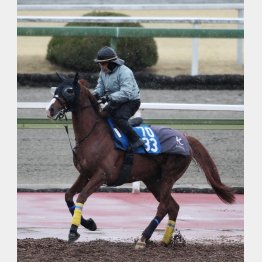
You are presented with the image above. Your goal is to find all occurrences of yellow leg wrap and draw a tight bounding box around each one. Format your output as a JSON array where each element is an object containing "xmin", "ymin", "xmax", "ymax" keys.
[
  {"xmin": 71, "ymin": 202, "xmax": 84, "ymax": 226},
  {"xmin": 162, "ymin": 220, "xmax": 176, "ymax": 245}
]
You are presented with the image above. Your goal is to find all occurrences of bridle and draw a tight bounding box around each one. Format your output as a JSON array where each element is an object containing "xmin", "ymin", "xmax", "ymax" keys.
[
  {"xmin": 52, "ymin": 81, "xmax": 103, "ymax": 151},
  {"xmin": 52, "ymin": 95, "xmax": 71, "ymax": 120},
  {"xmin": 53, "ymin": 94, "xmax": 95, "ymax": 120}
]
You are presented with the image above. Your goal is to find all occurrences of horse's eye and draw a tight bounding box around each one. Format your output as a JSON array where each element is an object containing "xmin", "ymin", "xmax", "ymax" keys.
[
  {"xmin": 67, "ymin": 88, "xmax": 74, "ymax": 94},
  {"xmin": 63, "ymin": 87, "xmax": 74, "ymax": 96}
]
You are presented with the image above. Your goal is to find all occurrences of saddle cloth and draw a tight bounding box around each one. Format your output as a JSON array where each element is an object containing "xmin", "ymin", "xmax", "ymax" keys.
[{"xmin": 107, "ymin": 118, "xmax": 191, "ymax": 156}]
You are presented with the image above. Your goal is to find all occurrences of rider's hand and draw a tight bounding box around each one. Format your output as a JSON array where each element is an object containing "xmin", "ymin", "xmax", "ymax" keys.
[
  {"xmin": 100, "ymin": 95, "xmax": 110, "ymax": 104},
  {"xmin": 92, "ymin": 92, "xmax": 100, "ymax": 100}
]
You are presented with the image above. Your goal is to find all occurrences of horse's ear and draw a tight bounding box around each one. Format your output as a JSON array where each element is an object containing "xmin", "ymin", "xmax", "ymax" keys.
[
  {"xmin": 73, "ymin": 72, "xmax": 79, "ymax": 85},
  {"xmin": 56, "ymin": 72, "xmax": 67, "ymax": 81},
  {"xmin": 78, "ymin": 79, "xmax": 89, "ymax": 89}
]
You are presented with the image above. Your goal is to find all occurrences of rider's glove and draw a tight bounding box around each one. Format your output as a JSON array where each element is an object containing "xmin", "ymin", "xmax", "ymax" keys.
[
  {"xmin": 100, "ymin": 95, "xmax": 110, "ymax": 104},
  {"xmin": 92, "ymin": 91, "xmax": 100, "ymax": 100}
]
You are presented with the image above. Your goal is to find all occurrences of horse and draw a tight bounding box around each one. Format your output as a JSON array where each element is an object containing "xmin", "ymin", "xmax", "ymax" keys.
[{"xmin": 46, "ymin": 72, "xmax": 235, "ymax": 249}]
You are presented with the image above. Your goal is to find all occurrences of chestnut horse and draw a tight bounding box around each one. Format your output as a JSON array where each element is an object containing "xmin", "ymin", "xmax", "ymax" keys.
[{"xmin": 46, "ymin": 73, "xmax": 235, "ymax": 249}]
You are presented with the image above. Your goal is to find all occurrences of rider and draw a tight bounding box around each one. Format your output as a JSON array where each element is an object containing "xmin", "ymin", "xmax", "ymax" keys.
[{"xmin": 92, "ymin": 46, "xmax": 145, "ymax": 150}]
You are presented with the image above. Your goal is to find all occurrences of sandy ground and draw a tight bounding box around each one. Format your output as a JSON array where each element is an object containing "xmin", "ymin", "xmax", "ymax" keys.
[
  {"xmin": 17, "ymin": 238, "xmax": 243, "ymax": 262},
  {"xmin": 17, "ymin": 9, "xmax": 244, "ymax": 76}
]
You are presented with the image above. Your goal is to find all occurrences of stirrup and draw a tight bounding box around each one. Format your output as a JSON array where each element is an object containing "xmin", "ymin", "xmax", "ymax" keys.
[
  {"xmin": 129, "ymin": 117, "xmax": 143, "ymax": 127},
  {"xmin": 130, "ymin": 138, "xmax": 145, "ymax": 149}
]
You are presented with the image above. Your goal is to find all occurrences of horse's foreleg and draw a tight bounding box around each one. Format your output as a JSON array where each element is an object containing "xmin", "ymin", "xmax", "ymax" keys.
[
  {"xmin": 65, "ymin": 174, "xmax": 97, "ymax": 232},
  {"xmin": 68, "ymin": 171, "xmax": 106, "ymax": 243}
]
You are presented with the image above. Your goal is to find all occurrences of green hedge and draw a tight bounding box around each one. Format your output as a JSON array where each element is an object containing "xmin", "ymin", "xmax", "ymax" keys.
[{"xmin": 46, "ymin": 11, "xmax": 158, "ymax": 72}]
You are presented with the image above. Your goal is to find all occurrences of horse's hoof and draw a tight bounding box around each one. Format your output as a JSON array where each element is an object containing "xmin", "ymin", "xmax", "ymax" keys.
[
  {"xmin": 68, "ymin": 231, "xmax": 80, "ymax": 243},
  {"xmin": 82, "ymin": 218, "xmax": 97, "ymax": 231},
  {"xmin": 135, "ymin": 240, "xmax": 146, "ymax": 250},
  {"xmin": 172, "ymin": 229, "xmax": 186, "ymax": 247},
  {"xmin": 134, "ymin": 236, "xmax": 146, "ymax": 250},
  {"xmin": 160, "ymin": 241, "xmax": 169, "ymax": 247}
]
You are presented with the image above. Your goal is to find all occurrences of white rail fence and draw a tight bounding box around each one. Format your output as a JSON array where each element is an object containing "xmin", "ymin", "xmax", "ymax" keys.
[
  {"xmin": 17, "ymin": 3, "xmax": 244, "ymax": 75},
  {"xmin": 17, "ymin": 3, "xmax": 244, "ymax": 11},
  {"xmin": 17, "ymin": 102, "xmax": 244, "ymax": 112},
  {"xmin": 17, "ymin": 16, "xmax": 243, "ymax": 25}
]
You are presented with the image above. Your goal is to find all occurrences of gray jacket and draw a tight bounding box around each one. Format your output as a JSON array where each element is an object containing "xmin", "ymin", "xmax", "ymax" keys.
[{"xmin": 93, "ymin": 65, "xmax": 140, "ymax": 103}]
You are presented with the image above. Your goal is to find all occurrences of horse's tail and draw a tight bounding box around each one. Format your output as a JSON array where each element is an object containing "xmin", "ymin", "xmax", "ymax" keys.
[{"xmin": 186, "ymin": 135, "xmax": 235, "ymax": 204}]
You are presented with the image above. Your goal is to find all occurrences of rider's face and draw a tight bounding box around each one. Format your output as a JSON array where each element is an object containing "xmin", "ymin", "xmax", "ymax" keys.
[{"xmin": 99, "ymin": 62, "xmax": 110, "ymax": 73}]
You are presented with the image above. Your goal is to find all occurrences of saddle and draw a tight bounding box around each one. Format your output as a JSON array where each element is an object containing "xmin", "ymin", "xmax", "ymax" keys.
[
  {"xmin": 107, "ymin": 117, "xmax": 161, "ymax": 155},
  {"xmin": 107, "ymin": 117, "xmax": 191, "ymax": 156}
]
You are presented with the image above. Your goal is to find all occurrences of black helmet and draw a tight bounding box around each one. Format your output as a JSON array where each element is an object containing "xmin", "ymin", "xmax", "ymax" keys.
[{"xmin": 94, "ymin": 46, "xmax": 124, "ymax": 65}]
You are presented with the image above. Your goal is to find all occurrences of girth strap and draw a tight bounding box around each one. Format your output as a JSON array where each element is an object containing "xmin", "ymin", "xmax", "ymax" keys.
[{"xmin": 108, "ymin": 152, "xmax": 134, "ymax": 187}]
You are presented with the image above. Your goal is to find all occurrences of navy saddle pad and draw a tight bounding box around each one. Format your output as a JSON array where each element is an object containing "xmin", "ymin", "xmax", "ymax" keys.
[{"xmin": 107, "ymin": 118, "xmax": 191, "ymax": 156}]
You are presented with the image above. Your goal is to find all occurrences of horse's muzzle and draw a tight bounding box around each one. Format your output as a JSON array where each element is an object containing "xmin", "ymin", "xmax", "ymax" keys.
[
  {"xmin": 46, "ymin": 106, "xmax": 64, "ymax": 120},
  {"xmin": 46, "ymin": 107, "xmax": 54, "ymax": 119},
  {"xmin": 46, "ymin": 98, "xmax": 60, "ymax": 119}
]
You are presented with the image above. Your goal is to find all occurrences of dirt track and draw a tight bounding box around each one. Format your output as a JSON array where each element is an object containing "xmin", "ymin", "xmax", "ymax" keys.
[{"xmin": 17, "ymin": 238, "xmax": 243, "ymax": 262}]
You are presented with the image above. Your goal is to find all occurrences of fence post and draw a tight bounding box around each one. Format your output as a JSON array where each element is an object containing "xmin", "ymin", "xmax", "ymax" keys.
[
  {"xmin": 191, "ymin": 23, "xmax": 199, "ymax": 75},
  {"xmin": 237, "ymin": 9, "xmax": 244, "ymax": 65},
  {"xmin": 110, "ymin": 37, "xmax": 117, "ymax": 51},
  {"xmin": 131, "ymin": 109, "xmax": 142, "ymax": 193},
  {"xmin": 132, "ymin": 182, "xmax": 141, "ymax": 193}
]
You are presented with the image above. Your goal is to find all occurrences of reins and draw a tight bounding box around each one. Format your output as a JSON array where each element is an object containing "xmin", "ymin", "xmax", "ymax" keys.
[
  {"xmin": 61, "ymin": 111, "xmax": 97, "ymax": 173},
  {"xmin": 63, "ymin": 114, "xmax": 75, "ymax": 153},
  {"xmin": 60, "ymin": 99, "xmax": 103, "ymax": 156},
  {"xmin": 75, "ymin": 117, "xmax": 100, "ymax": 147}
]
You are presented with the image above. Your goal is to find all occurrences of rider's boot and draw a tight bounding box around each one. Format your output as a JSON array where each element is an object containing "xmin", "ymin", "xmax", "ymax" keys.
[
  {"xmin": 130, "ymin": 137, "xmax": 145, "ymax": 149},
  {"xmin": 114, "ymin": 118, "xmax": 145, "ymax": 150},
  {"xmin": 128, "ymin": 129, "xmax": 145, "ymax": 150}
]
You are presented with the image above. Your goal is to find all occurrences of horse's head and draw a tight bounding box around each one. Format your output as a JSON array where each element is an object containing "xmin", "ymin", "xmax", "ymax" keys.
[{"xmin": 46, "ymin": 72, "xmax": 80, "ymax": 120}]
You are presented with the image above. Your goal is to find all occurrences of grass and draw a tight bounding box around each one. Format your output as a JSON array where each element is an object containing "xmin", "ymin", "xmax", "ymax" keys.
[{"xmin": 17, "ymin": 118, "xmax": 244, "ymax": 130}]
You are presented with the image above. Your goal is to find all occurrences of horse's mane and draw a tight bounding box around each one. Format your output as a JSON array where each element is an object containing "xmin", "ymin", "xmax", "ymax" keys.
[{"xmin": 78, "ymin": 79, "xmax": 102, "ymax": 114}]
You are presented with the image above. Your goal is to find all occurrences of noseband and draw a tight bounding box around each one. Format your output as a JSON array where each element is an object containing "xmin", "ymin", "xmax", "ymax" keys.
[{"xmin": 53, "ymin": 95, "xmax": 71, "ymax": 120}]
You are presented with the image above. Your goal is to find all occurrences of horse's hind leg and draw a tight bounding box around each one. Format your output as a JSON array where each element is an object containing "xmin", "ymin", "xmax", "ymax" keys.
[
  {"xmin": 135, "ymin": 155, "xmax": 191, "ymax": 249},
  {"xmin": 135, "ymin": 179, "xmax": 178, "ymax": 249},
  {"xmin": 160, "ymin": 155, "xmax": 191, "ymax": 246},
  {"xmin": 135, "ymin": 178, "xmax": 174, "ymax": 249},
  {"xmin": 142, "ymin": 180, "xmax": 181, "ymax": 246},
  {"xmin": 65, "ymin": 173, "xmax": 97, "ymax": 232}
]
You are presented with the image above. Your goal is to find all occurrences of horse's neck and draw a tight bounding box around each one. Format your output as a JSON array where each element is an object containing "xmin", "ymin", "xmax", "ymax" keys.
[{"xmin": 71, "ymin": 92, "xmax": 104, "ymax": 142}]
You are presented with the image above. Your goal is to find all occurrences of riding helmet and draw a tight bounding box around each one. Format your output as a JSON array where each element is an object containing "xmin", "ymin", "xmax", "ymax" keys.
[{"xmin": 94, "ymin": 46, "xmax": 124, "ymax": 65}]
